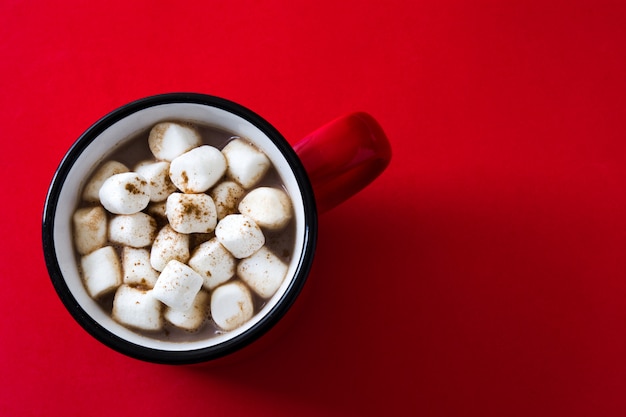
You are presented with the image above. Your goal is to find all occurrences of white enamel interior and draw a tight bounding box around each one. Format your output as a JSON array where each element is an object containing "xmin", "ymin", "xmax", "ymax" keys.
[{"xmin": 53, "ymin": 103, "xmax": 306, "ymax": 351}]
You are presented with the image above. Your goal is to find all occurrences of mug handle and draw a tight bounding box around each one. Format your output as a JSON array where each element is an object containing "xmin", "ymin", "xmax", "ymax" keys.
[{"xmin": 293, "ymin": 112, "xmax": 392, "ymax": 213}]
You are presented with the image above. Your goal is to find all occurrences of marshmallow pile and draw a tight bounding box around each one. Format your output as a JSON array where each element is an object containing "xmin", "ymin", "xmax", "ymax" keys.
[{"xmin": 74, "ymin": 122, "xmax": 294, "ymax": 335}]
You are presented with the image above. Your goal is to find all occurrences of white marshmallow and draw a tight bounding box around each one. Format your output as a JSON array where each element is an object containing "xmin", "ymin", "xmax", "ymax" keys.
[
  {"xmin": 165, "ymin": 193, "xmax": 217, "ymax": 234},
  {"xmin": 134, "ymin": 160, "xmax": 177, "ymax": 202},
  {"xmin": 82, "ymin": 161, "xmax": 129, "ymax": 202},
  {"xmin": 188, "ymin": 238, "xmax": 235, "ymax": 290},
  {"xmin": 112, "ymin": 285, "xmax": 163, "ymax": 331},
  {"xmin": 109, "ymin": 212, "xmax": 157, "ymax": 248},
  {"xmin": 237, "ymin": 246, "xmax": 288, "ymax": 299},
  {"xmin": 238, "ymin": 187, "xmax": 293, "ymax": 230},
  {"xmin": 210, "ymin": 180, "xmax": 245, "ymax": 220},
  {"xmin": 150, "ymin": 225, "xmax": 190, "ymax": 272},
  {"xmin": 122, "ymin": 247, "xmax": 160, "ymax": 288},
  {"xmin": 73, "ymin": 206, "xmax": 108, "ymax": 255},
  {"xmin": 99, "ymin": 172, "xmax": 150, "ymax": 215},
  {"xmin": 80, "ymin": 246, "xmax": 122, "ymax": 298},
  {"xmin": 152, "ymin": 260, "xmax": 203, "ymax": 311},
  {"xmin": 222, "ymin": 139, "xmax": 270, "ymax": 188},
  {"xmin": 215, "ymin": 214, "xmax": 265, "ymax": 259},
  {"xmin": 210, "ymin": 281, "xmax": 254, "ymax": 331},
  {"xmin": 169, "ymin": 145, "xmax": 226, "ymax": 193},
  {"xmin": 148, "ymin": 122, "xmax": 202, "ymax": 161},
  {"xmin": 164, "ymin": 290, "xmax": 209, "ymax": 331}
]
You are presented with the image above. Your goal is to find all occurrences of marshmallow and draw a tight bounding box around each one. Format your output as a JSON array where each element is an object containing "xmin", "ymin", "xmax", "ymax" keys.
[
  {"xmin": 210, "ymin": 180, "xmax": 245, "ymax": 220},
  {"xmin": 222, "ymin": 139, "xmax": 270, "ymax": 188},
  {"xmin": 82, "ymin": 161, "xmax": 129, "ymax": 202},
  {"xmin": 150, "ymin": 225, "xmax": 190, "ymax": 272},
  {"xmin": 134, "ymin": 160, "xmax": 177, "ymax": 202},
  {"xmin": 99, "ymin": 172, "xmax": 150, "ymax": 215},
  {"xmin": 80, "ymin": 246, "xmax": 122, "ymax": 298},
  {"xmin": 188, "ymin": 238, "xmax": 236, "ymax": 290},
  {"xmin": 238, "ymin": 187, "xmax": 293, "ymax": 230},
  {"xmin": 109, "ymin": 212, "xmax": 157, "ymax": 248},
  {"xmin": 122, "ymin": 247, "xmax": 160, "ymax": 288},
  {"xmin": 237, "ymin": 246, "xmax": 288, "ymax": 298},
  {"xmin": 165, "ymin": 193, "xmax": 217, "ymax": 234},
  {"xmin": 215, "ymin": 214, "xmax": 265, "ymax": 259},
  {"xmin": 210, "ymin": 281, "xmax": 254, "ymax": 331},
  {"xmin": 152, "ymin": 260, "xmax": 203, "ymax": 311},
  {"xmin": 164, "ymin": 290, "xmax": 209, "ymax": 331},
  {"xmin": 112, "ymin": 285, "xmax": 163, "ymax": 331},
  {"xmin": 148, "ymin": 122, "xmax": 202, "ymax": 161},
  {"xmin": 73, "ymin": 206, "xmax": 108, "ymax": 255},
  {"xmin": 169, "ymin": 145, "xmax": 227, "ymax": 193}
]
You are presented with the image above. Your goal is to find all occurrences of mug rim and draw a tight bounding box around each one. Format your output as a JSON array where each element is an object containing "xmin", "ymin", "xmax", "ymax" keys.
[{"xmin": 42, "ymin": 92, "xmax": 318, "ymax": 364}]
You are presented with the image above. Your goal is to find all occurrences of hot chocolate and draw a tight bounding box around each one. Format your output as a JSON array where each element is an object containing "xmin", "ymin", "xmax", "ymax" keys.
[{"xmin": 73, "ymin": 121, "xmax": 296, "ymax": 343}]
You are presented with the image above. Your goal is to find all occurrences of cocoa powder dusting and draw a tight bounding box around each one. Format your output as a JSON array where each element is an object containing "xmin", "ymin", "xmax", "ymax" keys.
[{"xmin": 74, "ymin": 121, "xmax": 294, "ymax": 343}]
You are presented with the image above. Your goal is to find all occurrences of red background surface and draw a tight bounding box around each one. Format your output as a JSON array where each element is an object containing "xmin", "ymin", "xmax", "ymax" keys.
[{"xmin": 2, "ymin": 0, "xmax": 626, "ymax": 416}]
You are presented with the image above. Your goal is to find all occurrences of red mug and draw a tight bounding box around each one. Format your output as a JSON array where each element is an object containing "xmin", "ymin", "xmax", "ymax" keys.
[{"xmin": 42, "ymin": 93, "xmax": 391, "ymax": 364}]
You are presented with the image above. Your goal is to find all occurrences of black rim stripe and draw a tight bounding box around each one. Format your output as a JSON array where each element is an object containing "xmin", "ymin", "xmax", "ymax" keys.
[{"xmin": 42, "ymin": 93, "xmax": 317, "ymax": 364}]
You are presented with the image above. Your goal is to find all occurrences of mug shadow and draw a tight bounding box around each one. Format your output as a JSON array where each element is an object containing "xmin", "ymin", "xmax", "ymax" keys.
[{"xmin": 156, "ymin": 151, "xmax": 623, "ymax": 416}]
